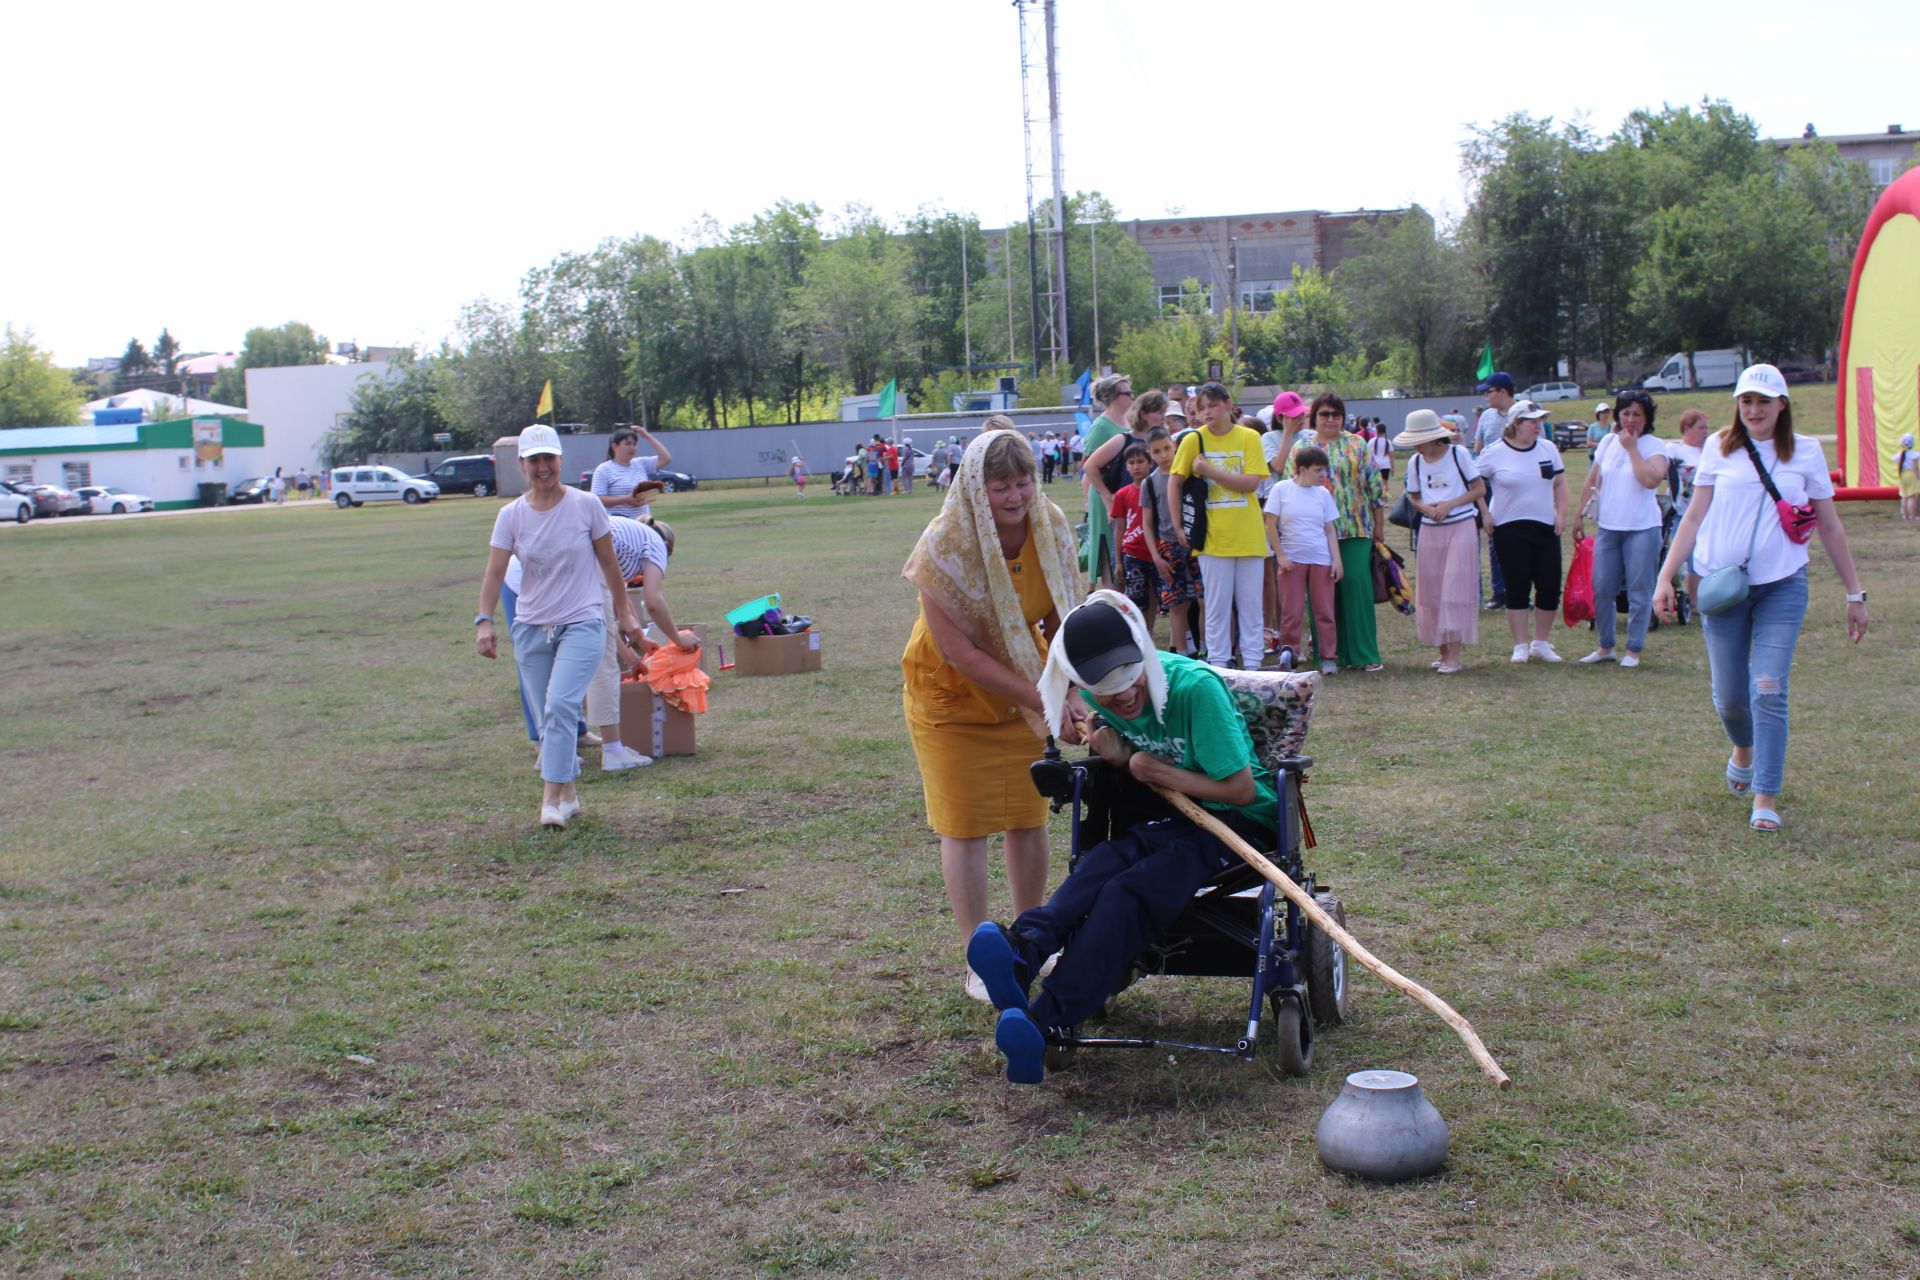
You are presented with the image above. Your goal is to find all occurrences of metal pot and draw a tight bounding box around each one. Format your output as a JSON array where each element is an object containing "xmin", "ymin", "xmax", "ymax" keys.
[{"xmin": 1315, "ymin": 1069, "xmax": 1449, "ymax": 1182}]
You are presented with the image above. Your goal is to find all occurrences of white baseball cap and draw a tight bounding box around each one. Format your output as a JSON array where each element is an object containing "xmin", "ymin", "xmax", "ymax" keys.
[
  {"xmin": 1510, "ymin": 399, "xmax": 1550, "ymax": 421},
  {"xmin": 1733, "ymin": 363, "xmax": 1790, "ymax": 400},
  {"xmin": 1594, "ymin": 402, "xmax": 1612, "ymax": 415},
  {"xmin": 518, "ymin": 423, "xmax": 564, "ymax": 457}
]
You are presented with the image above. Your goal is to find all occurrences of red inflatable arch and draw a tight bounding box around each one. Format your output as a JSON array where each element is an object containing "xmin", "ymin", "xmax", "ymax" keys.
[{"xmin": 1833, "ymin": 166, "xmax": 1920, "ymax": 500}]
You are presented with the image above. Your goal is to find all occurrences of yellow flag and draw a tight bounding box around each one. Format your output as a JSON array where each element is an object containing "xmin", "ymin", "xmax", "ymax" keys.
[{"xmin": 535, "ymin": 379, "xmax": 554, "ymax": 419}]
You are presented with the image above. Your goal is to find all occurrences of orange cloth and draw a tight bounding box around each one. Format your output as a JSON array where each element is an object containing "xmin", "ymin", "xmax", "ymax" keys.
[{"xmin": 636, "ymin": 644, "xmax": 710, "ymax": 713}]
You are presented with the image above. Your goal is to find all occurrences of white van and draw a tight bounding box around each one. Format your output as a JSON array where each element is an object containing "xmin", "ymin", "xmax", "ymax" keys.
[
  {"xmin": 331, "ymin": 465, "xmax": 439, "ymax": 507},
  {"xmin": 1642, "ymin": 349, "xmax": 1742, "ymax": 392}
]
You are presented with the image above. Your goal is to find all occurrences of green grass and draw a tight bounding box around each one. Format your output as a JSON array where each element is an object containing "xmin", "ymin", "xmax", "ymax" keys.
[{"xmin": 1, "ymin": 477, "xmax": 1916, "ymax": 1278}]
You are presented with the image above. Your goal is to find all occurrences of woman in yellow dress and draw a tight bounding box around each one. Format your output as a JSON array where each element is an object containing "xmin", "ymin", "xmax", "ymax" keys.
[{"xmin": 902, "ymin": 424, "xmax": 1086, "ymax": 999}]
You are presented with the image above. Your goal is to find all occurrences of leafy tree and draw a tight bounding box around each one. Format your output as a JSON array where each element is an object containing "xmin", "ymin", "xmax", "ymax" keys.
[
  {"xmin": 1462, "ymin": 114, "xmax": 1582, "ymax": 381},
  {"xmin": 120, "ymin": 337, "xmax": 152, "ymax": 378},
  {"xmin": 1272, "ymin": 266, "xmax": 1354, "ymax": 382},
  {"xmin": 0, "ymin": 326, "xmax": 86, "ymax": 428},
  {"xmin": 1340, "ymin": 208, "xmax": 1476, "ymax": 392},
  {"xmin": 1780, "ymin": 140, "xmax": 1879, "ymax": 361},
  {"xmin": 211, "ymin": 321, "xmax": 328, "ymax": 406},
  {"xmin": 800, "ymin": 207, "xmax": 923, "ymax": 396},
  {"xmin": 1110, "ymin": 312, "xmax": 1210, "ymax": 391},
  {"xmin": 152, "ymin": 328, "xmax": 182, "ymax": 379},
  {"xmin": 327, "ymin": 352, "xmax": 451, "ymax": 464},
  {"xmin": 994, "ymin": 191, "xmax": 1158, "ymax": 371}
]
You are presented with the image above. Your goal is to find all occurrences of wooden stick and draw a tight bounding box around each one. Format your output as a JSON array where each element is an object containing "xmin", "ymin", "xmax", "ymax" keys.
[{"xmin": 1153, "ymin": 784, "xmax": 1511, "ymax": 1090}]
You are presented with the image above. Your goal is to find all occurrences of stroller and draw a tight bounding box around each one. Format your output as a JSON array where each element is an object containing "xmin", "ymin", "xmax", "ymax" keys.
[{"xmin": 1027, "ymin": 667, "xmax": 1348, "ymax": 1076}]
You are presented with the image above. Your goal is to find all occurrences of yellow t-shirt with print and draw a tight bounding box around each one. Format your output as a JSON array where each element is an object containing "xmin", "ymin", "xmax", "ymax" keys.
[{"xmin": 1171, "ymin": 424, "xmax": 1267, "ymax": 558}]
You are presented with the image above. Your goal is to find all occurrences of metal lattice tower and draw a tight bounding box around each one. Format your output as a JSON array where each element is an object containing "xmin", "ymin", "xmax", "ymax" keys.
[{"xmin": 1015, "ymin": 0, "xmax": 1069, "ymax": 371}]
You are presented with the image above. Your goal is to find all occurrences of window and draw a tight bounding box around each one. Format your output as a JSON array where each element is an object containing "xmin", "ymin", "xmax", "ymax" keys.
[
  {"xmin": 1238, "ymin": 280, "xmax": 1285, "ymax": 313},
  {"xmin": 354, "ymin": 470, "xmax": 376, "ymax": 483},
  {"xmin": 5, "ymin": 464, "xmax": 32, "ymax": 485},
  {"xmin": 1868, "ymin": 157, "xmax": 1896, "ymax": 188},
  {"xmin": 61, "ymin": 461, "xmax": 91, "ymax": 488},
  {"xmin": 1159, "ymin": 283, "xmax": 1214, "ymax": 313}
]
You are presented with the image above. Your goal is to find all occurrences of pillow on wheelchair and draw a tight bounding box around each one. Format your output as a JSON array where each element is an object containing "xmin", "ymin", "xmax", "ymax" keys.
[{"xmin": 1209, "ymin": 667, "xmax": 1319, "ymax": 774}]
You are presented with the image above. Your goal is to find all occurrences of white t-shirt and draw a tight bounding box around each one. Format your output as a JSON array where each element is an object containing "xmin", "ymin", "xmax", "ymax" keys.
[
  {"xmin": 1262, "ymin": 479, "xmax": 1339, "ymax": 565},
  {"xmin": 1692, "ymin": 432, "xmax": 1833, "ymax": 585},
  {"xmin": 1593, "ymin": 432, "xmax": 1666, "ymax": 531},
  {"xmin": 1665, "ymin": 439, "xmax": 1704, "ymax": 511},
  {"xmin": 1370, "ymin": 433, "xmax": 1392, "ymax": 472},
  {"xmin": 1261, "ymin": 429, "xmax": 1290, "ymax": 468},
  {"xmin": 1474, "ymin": 438, "xmax": 1564, "ymax": 527},
  {"xmin": 1406, "ymin": 444, "xmax": 1481, "ymax": 526},
  {"xmin": 489, "ymin": 486, "xmax": 613, "ymax": 626},
  {"xmin": 591, "ymin": 455, "xmax": 659, "ymax": 519}
]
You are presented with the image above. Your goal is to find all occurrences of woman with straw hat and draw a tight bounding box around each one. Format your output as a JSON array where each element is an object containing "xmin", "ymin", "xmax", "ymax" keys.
[
  {"xmin": 901, "ymin": 422, "xmax": 1086, "ymax": 999},
  {"xmin": 1399, "ymin": 409, "xmax": 1485, "ymax": 673}
]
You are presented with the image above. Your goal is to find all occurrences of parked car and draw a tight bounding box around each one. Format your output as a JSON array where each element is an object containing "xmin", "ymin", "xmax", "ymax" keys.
[
  {"xmin": 74, "ymin": 485, "xmax": 154, "ymax": 515},
  {"xmin": 1777, "ymin": 363, "xmax": 1822, "ymax": 385},
  {"xmin": 1522, "ymin": 380, "xmax": 1581, "ymax": 402},
  {"xmin": 1378, "ymin": 387, "xmax": 1407, "ymax": 399},
  {"xmin": 655, "ymin": 470, "xmax": 698, "ymax": 493},
  {"xmin": 414, "ymin": 454, "xmax": 499, "ymax": 496},
  {"xmin": 0, "ymin": 481, "xmax": 31, "ymax": 524},
  {"xmin": 229, "ymin": 476, "xmax": 271, "ymax": 504},
  {"xmin": 1642, "ymin": 348, "xmax": 1741, "ymax": 392},
  {"xmin": 329, "ymin": 465, "xmax": 439, "ymax": 507},
  {"xmin": 23, "ymin": 483, "xmax": 86, "ymax": 517}
]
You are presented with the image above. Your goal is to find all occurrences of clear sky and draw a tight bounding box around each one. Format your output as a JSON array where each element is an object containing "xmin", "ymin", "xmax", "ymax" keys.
[{"xmin": 6, "ymin": 0, "xmax": 1914, "ymax": 366}]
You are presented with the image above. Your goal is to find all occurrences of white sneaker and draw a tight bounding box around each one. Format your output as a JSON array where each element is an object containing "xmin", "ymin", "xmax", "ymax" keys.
[
  {"xmin": 558, "ymin": 796, "xmax": 581, "ymax": 821},
  {"xmin": 540, "ymin": 805, "xmax": 567, "ymax": 829},
  {"xmin": 1619, "ymin": 652, "xmax": 1641, "ymax": 668},
  {"xmin": 602, "ymin": 743, "xmax": 653, "ymax": 772},
  {"xmin": 1578, "ymin": 649, "xmax": 1616, "ymax": 664},
  {"xmin": 1530, "ymin": 641, "xmax": 1563, "ymax": 663},
  {"xmin": 1510, "ymin": 644, "xmax": 1529, "ymax": 664},
  {"xmin": 964, "ymin": 969, "xmax": 991, "ymax": 1003},
  {"xmin": 1319, "ymin": 660, "xmax": 1339, "ymax": 675}
]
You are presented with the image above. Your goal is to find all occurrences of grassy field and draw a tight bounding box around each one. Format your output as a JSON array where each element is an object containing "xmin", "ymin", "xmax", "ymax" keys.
[{"xmin": 1, "ymin": 465, "xmax": 1916, "ymax": 1279}]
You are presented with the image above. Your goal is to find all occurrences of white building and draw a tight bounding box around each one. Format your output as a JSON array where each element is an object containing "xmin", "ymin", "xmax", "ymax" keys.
[
  {"xmin": 246, "ymin": 361, "xmax": 394, "ymax": 473},
  {"xmin": 0, "ymin": 417, "xmax": 268, "ymax": 509}
]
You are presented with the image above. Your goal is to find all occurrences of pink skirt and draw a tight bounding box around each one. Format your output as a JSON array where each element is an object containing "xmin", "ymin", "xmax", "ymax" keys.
[{"xmin": 1415, "ymin": 520, "xmax": 1480, "ymax": 646}]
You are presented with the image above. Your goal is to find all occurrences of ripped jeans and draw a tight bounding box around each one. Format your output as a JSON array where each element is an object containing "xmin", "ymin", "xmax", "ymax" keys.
[{"xmin": 1700, "ymin": 568, "xmax": 1807, "ymax": 796}]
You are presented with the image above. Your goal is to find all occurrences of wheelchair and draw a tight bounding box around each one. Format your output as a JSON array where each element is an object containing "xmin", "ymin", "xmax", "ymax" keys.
[{"xmin": 1026, "ymin": 672, "xmax": 1349, "ymax": 1076}]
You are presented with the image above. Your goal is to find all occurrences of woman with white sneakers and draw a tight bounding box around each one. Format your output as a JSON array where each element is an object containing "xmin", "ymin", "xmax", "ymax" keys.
[
  {"xmin": 1573, "ymin": 389, "xmax": 1667, "ymax": 667},
  {"xmin": 1473, "ymin": 399, "xmax": 1569, "ymax": 663},
  {"xmin": 1655, "ymin": 365, "xmax": 1869, "ymax": 832}
]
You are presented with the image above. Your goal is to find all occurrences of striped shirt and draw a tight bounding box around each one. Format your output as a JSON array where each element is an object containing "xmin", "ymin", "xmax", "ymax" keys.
[{"xmin": 591, "ymin": 456, "xmax": 659, "ymax": 518}]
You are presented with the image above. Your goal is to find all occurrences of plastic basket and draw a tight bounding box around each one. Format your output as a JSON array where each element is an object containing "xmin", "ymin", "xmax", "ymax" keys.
[{"xmin": 724, "ymin": 594, "xmax": 781, "ymax": 627}]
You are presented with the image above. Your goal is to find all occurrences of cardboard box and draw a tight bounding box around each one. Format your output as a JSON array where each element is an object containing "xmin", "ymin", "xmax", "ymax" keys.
[
  {"xmin": 733, "ymin": 629, "xmax": 823, "ymax": 677},
  {"xmin": 626, "ymin": 595, "xmax": 710, "ymax": 675},
  {"xmin": 618, "ymin": 678, "xmax": 696, "ymax": 756}
]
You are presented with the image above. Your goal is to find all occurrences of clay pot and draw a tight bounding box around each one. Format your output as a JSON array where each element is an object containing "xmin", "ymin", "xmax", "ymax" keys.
[{"xmin": 1315, "ymin": 1069, "xmax": 1449, "ymax": 1182}]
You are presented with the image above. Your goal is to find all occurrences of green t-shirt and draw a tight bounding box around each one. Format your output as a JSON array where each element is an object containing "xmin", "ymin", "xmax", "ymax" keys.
[
  {"xmin": 1170, "ymin": 423, "xmax": 1267, "ymax": 557},
  {"xmin": 1081, "ymin": 415, "xmax": 1125, "ymax": 514},
  {"xmin": 1080, "ymin": 652, "xmax": 1277, "ymax": 833}
]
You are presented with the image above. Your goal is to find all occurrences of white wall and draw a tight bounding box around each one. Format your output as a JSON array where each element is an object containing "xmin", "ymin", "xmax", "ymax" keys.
[
  {"xmin": 246, "ymin": 362, "xmax": 394, "ymax": 474},
  {"xmin": 4, "ymin": 446, "xmax": 265, "ymax": 506}
]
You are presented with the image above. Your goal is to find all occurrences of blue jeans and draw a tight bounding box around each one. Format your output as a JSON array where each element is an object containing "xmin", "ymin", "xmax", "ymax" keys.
[
  {"xmin": 501, "ymin": 584, "xmax": 587, "ymax": 743},
  {"xmin": 510, "ymin": 617, "xmax": 606, "ymax": 783},
  {"xmin": 1592, "ymin": 526, "xmax": 1661, "ymax": 653},
  {"xmin": 1701, "ymin": 568, "xmax": 1807, "ymax": 796}
]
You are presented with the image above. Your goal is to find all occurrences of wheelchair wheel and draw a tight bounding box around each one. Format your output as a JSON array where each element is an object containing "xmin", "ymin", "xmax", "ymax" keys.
[
  {"xmin": 1304, "ymin": 892, "xmax": 1350, "ymax": 1028},
  {"xmin": 1270, "ymin": 994, "xmax": 1312, "ymax": 1077}
]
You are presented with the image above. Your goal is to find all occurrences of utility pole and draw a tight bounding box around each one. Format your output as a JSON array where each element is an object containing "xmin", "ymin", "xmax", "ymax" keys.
[
  {"xmin": 960, "ymin": 221, "xmax": 972, "ymax": 391},
  {"xmin": 1228, "ymin": 235, "xmax": 1240, "ymax": 386},
  {"xmin": 1016, "ymin": 0, "xmax": 1069, "ymax": 372},
  {"xmin": 1090, "ymin": 220, "xmax": 1100, "ymax": 369}
]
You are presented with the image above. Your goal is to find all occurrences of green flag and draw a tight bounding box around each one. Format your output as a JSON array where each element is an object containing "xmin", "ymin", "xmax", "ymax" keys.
[
  {"xmin": 1475, "ymin": 342, "xmax": 1495, "ymax": 382},
  {"xmin": 877, "ymin": 378, "xmax": 897, "ymax": 418}
]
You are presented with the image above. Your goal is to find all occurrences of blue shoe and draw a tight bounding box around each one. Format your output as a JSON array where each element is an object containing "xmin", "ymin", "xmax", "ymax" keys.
[
  {"xmin": 1725, "ymin": 757, "xmax": 1754, "ymax": 796},
  {"xmin": 995, "ymin": 1008, "xmax": 1046, "ymax": 1084},
  {"xmin": 966, "ymin": 922, "xmax": 1029, "ymax": 1013}
]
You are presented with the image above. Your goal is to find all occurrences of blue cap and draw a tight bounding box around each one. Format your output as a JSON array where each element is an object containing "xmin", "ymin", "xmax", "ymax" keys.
[{"xmin": 1478, "ymin": 372, "xmax": 1515, "ymax": 393}]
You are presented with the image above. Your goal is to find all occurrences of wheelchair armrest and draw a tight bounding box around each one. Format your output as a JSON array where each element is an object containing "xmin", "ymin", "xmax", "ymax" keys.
[{"xmin": 1276, "ymin": 754, "xmax": 1313, "ymax": 774}]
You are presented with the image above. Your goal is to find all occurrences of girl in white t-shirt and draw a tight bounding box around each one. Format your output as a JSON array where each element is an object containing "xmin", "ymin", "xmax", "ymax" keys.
[
  {"xmin": 478, "ymin": 426, "xmax": 646, "ymax": 830},
  {"xmin": 1572, "ymin": 391, "xmax": 1668, "ymax": 667},
  {"xmin": 1262, "ymin": 445, "xmax": 1343, "ymax": 673},
  {"xmin": 1655, "ymin": 366, "xmax": 1869, "ymax": 833}
]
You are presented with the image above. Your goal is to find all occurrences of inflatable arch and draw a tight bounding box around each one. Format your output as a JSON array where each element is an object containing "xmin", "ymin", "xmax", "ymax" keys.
[{"xmin": 1834, "ymin": 166, "xmax": 1920, "ymax": 500}]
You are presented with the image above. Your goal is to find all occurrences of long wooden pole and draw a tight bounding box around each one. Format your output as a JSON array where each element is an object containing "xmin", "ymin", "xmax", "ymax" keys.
[{"xmin": 1152, "ymin": 784, "xmax": 1511, "ymax": 1089}]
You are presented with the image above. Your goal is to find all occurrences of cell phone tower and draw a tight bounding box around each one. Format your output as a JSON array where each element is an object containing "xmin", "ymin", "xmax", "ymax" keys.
[{"xmin": 1015, "ymin": 0, "xmax": 1069, "ymax": 373}]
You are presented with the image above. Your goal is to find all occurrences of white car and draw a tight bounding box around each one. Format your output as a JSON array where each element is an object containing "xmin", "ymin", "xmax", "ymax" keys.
[
  {"xmin": 74, "ymin": 486, "xmax": 154, "ymax": 515},
  {"xmin": 1378, "ymin": 387, "xmax": 1407, "ymax": 399},
  {"xmin": 1521, "ymin": 380, "xmax": 1581, "ymax": 402},
  {"xmin": 1, "ymin": 482, "xmax": 30, "ymax": 524},
  {"xmin": 330, "ymin": 465, "xmax": 440, "ymax": 507}
]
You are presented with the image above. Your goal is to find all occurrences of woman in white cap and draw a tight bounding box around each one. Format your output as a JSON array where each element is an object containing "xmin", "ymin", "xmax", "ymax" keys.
[
  {"xmin": 901, "ymin": 423, "xmax": 1084, "ymax": 999},
  {"xmin": 1473, "ymin": 399, "xmax": 1568, "ymax": 662},
  {"xmin": 1399, "ymin": 409, "xmax": 1484, "ymax": 673},
  {"xmin": 1899, "ymin": 432, "xmax": 1920, "ymax": 521},
  {"xmin": 1655, "ymin": 364, "xmax": 1869, "ymax": 832},
  {"xmin": 476, "ymin": 424, "xmax": 646, "ymax": 829}
]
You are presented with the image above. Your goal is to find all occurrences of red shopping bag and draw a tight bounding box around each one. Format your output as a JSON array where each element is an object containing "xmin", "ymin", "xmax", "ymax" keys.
[{"xmin": 1562, "ymin": 536, "xmax": 1594, "ymax": 628}]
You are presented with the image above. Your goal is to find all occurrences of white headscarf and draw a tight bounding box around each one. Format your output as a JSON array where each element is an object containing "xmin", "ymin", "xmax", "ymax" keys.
[{"xmin": 1037, "ymin": 589, "xmax": 1169, "ymax": 740}]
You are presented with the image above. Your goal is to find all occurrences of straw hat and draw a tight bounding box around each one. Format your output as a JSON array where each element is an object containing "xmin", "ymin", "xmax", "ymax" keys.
[{"xmin": 1396, "ymin": 409, "xmax": 1453, "ymax": 449}]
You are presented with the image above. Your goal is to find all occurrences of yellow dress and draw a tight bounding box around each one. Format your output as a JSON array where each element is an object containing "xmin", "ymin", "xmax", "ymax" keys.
[{"xmin": 902, "ymin": 527, "xmax": 1055, "ymax": 838}]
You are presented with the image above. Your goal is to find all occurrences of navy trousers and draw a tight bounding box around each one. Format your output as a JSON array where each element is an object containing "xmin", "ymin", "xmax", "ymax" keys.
[{"xmin": 1013, "ymin": 813, "xmax": 1262, "ymax": 1034}]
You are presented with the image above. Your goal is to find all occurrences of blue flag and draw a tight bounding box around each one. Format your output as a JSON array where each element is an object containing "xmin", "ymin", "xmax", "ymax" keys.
[{"xmin": 1074, "ymin": 367, "xmax": 1092, "ymax": 406}]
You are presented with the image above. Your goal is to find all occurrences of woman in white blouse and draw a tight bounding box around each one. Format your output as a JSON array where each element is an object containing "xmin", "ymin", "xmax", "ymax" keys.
[
  {"xmin": 1474, "ymin": 400, "xmax": 1569, "ymax": 663},
  {"xmin": 1572, "ymin": 390, "xmax": 1668, "ymax": 667},
  {"xmin": 1655, "ymin": 366, "xmax": 1869, "ymax": 832},
  {"xmin": 1399, "ymin": 410, "xmax": 1485, "ymax": 673}
]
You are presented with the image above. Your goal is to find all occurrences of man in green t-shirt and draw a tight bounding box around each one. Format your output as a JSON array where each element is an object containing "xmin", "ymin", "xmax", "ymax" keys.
[{"xmin": 967, "ymin": 596, "xmax": 1276, "ymax": 1084}]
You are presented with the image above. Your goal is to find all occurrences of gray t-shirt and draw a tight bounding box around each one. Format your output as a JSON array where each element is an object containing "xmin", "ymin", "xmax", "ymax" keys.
[
  {"xmin": 1474, "ymin": 407, "xmax": 1508, "ymax": 454},
  {"xmin": 489, "ymin": 486, "xmax": 613, "ymax": 626},
  {"xmin": 1141, "ymin": 468, "xmax": 1176, "ymax": 542}
]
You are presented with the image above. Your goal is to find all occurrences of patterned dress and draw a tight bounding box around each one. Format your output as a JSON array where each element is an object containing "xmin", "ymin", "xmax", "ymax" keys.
[{"xmin": 1290, "ymin": 432, "xmax": 1386, "ymax": 666}]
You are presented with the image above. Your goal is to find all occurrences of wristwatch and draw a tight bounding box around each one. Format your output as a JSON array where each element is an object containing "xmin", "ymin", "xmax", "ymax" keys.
[
  {"xmin": 1845, "ymin": 590, "xmax": 1867, "ymax": 604},
  {"xmin": 474, "ymin": 613, "xmax": 493, "ymax": 626}
]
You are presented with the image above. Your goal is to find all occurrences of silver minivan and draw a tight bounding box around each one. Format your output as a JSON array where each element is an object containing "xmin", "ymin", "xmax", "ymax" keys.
[{"xmin": 331, "ymin": 466, "xmax": 439, "ymax": 507}]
